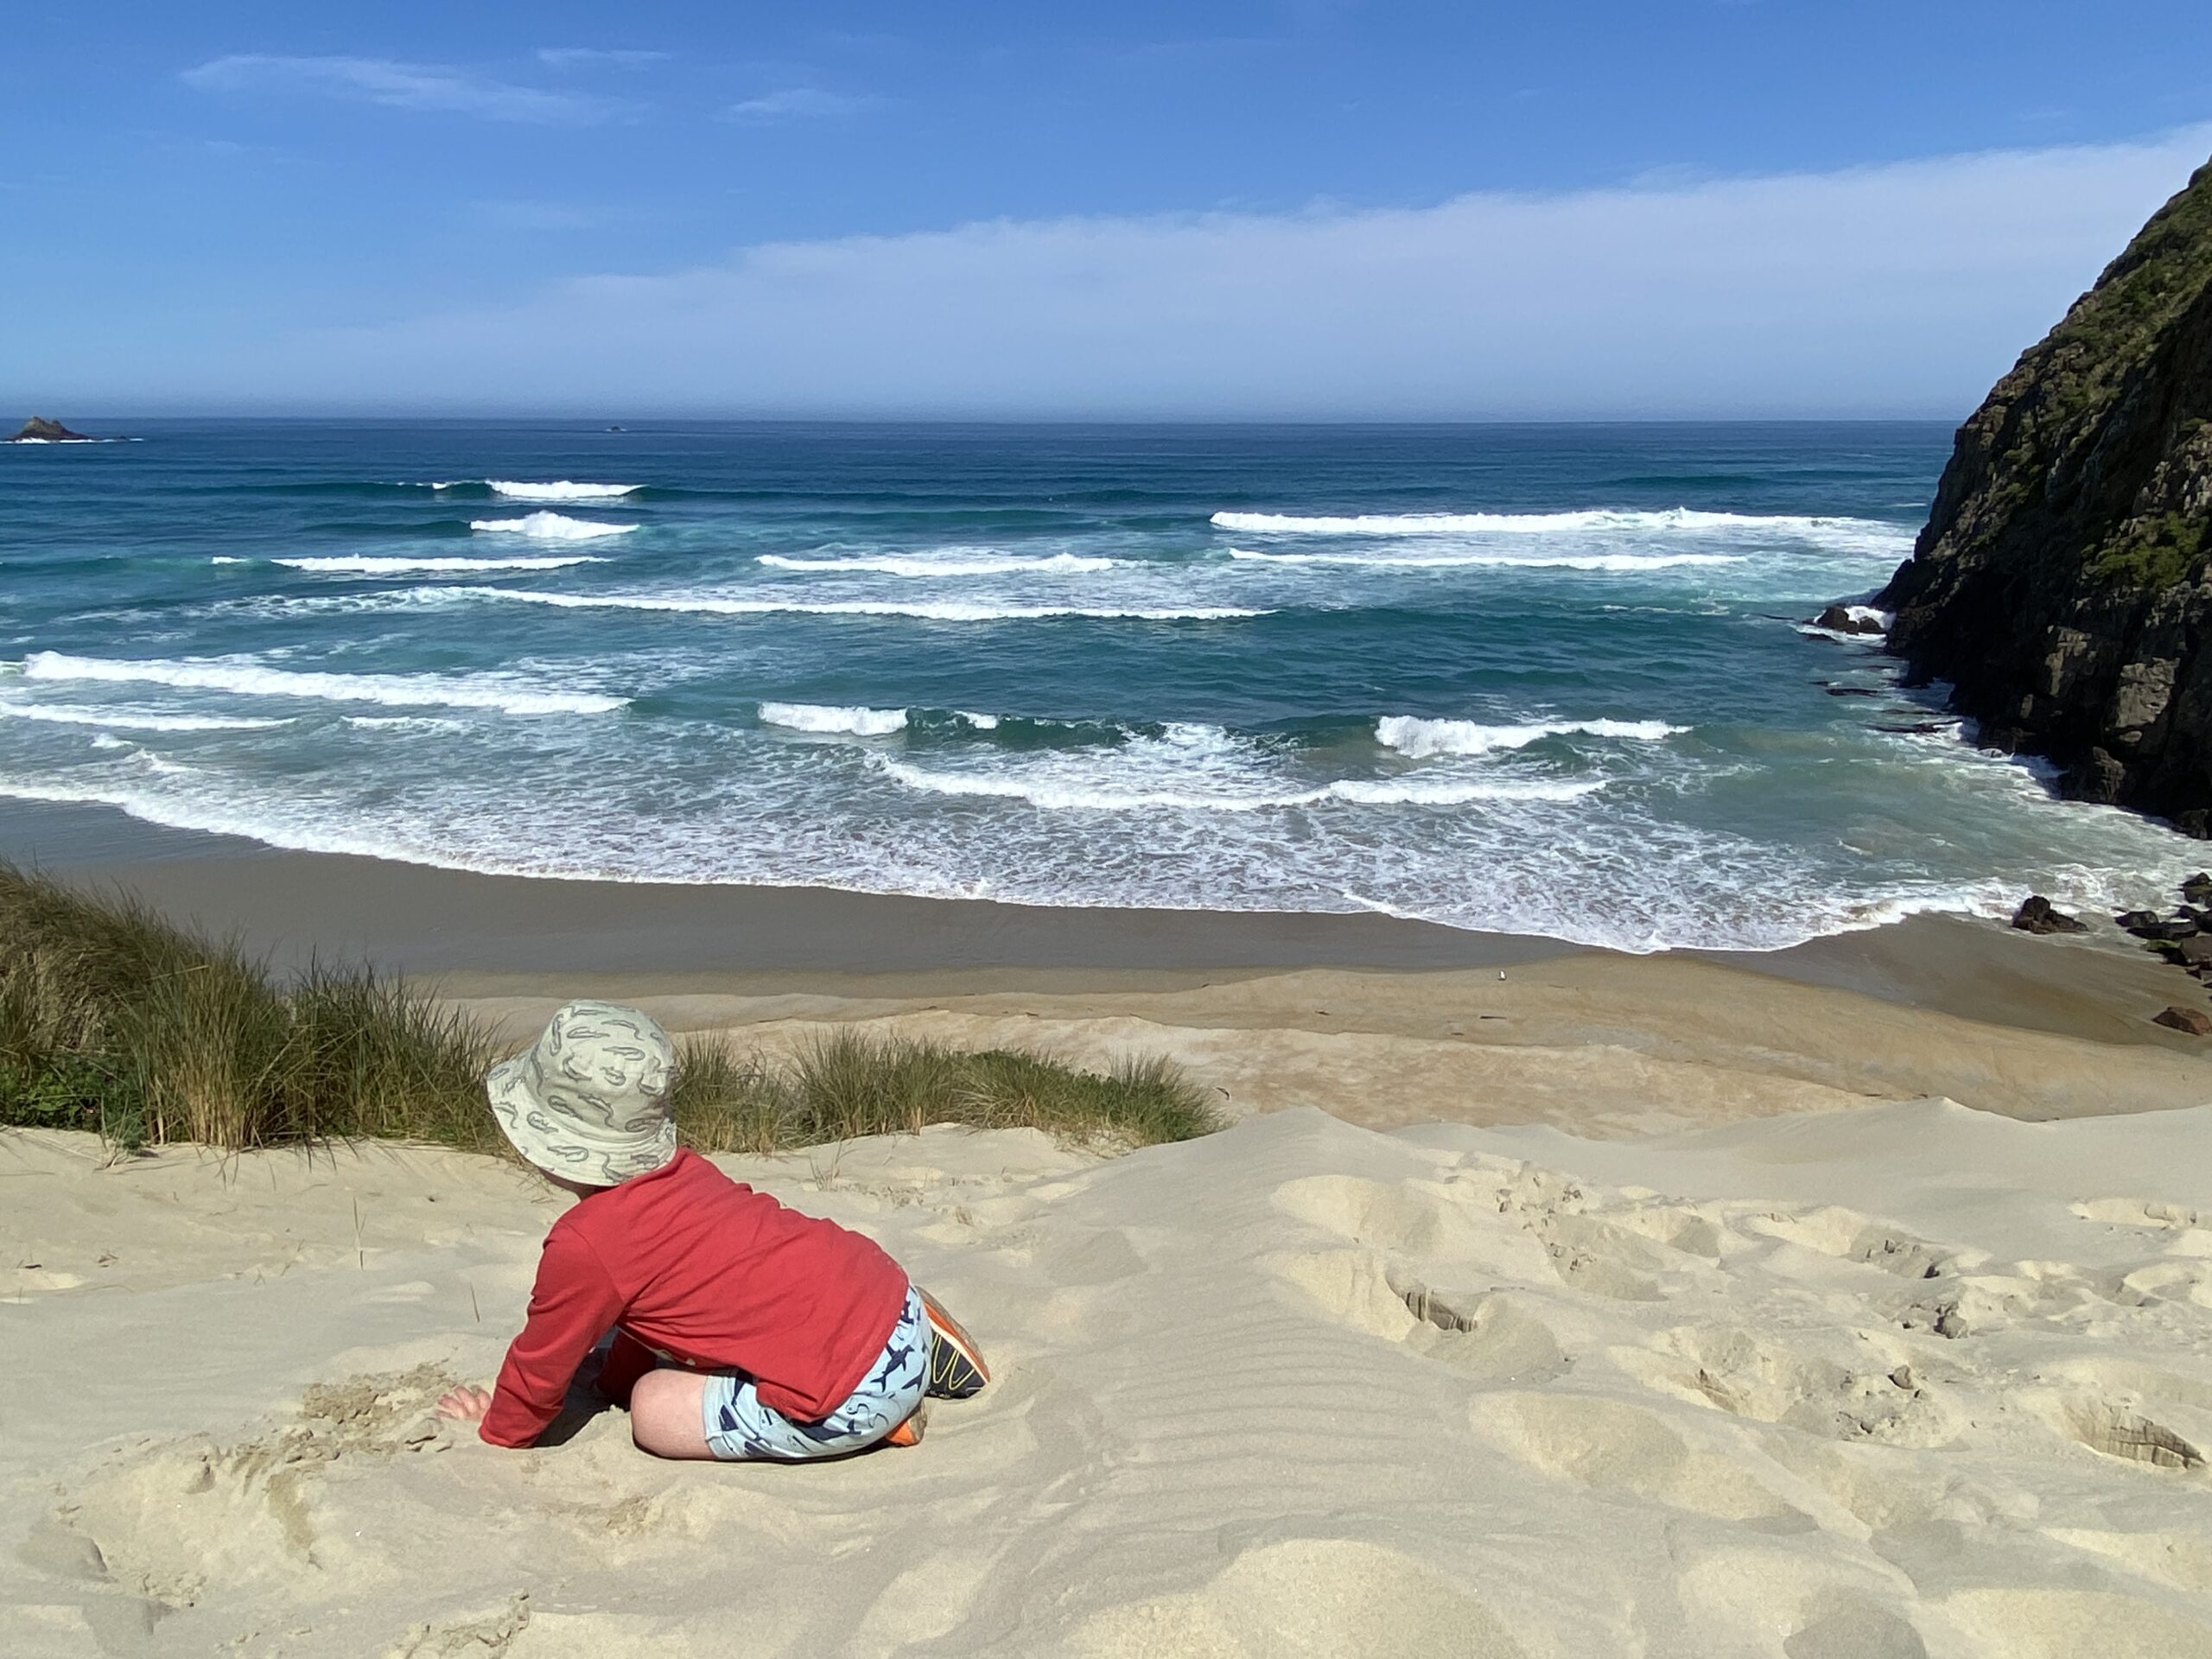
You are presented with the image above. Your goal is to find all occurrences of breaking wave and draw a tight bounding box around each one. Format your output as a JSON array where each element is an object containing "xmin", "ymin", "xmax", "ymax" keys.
[
  {"xmin": 20, "ymin": 652, "xmax": 625, "ymax": 716},
  {"xmin": 1227, "ymin": 547, "xmax": 1743, "ymax": 571},
  {"xmin": 1213, "ymin": 507, "xmax": 1915, "ymax": 551},
  {"xmin": 871, "ymin": 753, "xmax": 1603, "ymax": 812},
  {"xmin": 442, "ymin": 588, "xmax": 1268, "ymax": 622},
  {"xmin": 1376, "ymin": 715, "xmax": 1688, "ymax": 758},
  {"xmin": 247, "ymin": 554, "xmax": 610, "ymax": 574},
  {"xmin": 469, "ymin": 512, "xmax": 638, "ymax": 542},
  {"xmin": 759, "ymin": 550, "xmax": 1117, "ymax": 577},
  {"xmin": 759, "ymin": 701, "xmax": 910, "ymax": 737},
  {"xmin": 0, "ymin": 700, "xmax": 289, "ymax": 733},
  {"xmin": 484, "ymin": 480, "xmax": 640, "ymax": 501}
]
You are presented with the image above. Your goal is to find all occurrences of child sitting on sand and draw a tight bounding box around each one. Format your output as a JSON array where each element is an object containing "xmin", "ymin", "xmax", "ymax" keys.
[{"xmin": 435, "ymin": 1001, "xmax": 987, "ymax": 1459}]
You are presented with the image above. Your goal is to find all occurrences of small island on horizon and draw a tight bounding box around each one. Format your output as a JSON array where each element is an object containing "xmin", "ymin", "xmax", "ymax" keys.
[{"xmin": 7, "ymin": 415, "xmax": 104, "ymax": 443}]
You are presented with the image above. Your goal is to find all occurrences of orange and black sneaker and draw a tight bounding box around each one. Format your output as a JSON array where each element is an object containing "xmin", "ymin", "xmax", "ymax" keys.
[
  {"xmin": 881, "ymin": 1402, "xmax": 928, "ymax": 1447},
  {"xmin": 918, "ymin": 1287, "xmax": 990, "ymax": 1400}
]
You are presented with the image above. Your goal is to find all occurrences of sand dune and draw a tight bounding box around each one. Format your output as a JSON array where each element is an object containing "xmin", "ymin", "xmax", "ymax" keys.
[{"xmin": 6, "ymin": 1096, "xmax": 2211, "ymax": 1656}]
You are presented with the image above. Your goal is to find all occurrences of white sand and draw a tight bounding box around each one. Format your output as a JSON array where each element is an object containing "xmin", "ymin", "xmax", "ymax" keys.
[{"xmin": 6, "ymin": 1097, "xmax": 2212, "ymax": 1657}]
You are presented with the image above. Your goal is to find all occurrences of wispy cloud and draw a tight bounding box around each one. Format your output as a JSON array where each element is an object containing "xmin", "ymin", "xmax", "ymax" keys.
[
  {"xmin": 724, "ymin": 86, "xmax": 870, "ymax": 124},
  {"xmin": 536, "ymin": 48, "xmax": 667, "ymax": 69},
  {"xmin": 99, "ymin": 126, "xmax": 2212, "ymax": 417},
  {"xmin": 181, "ymin": 54, "xmax": 615, "ymax": 124}
]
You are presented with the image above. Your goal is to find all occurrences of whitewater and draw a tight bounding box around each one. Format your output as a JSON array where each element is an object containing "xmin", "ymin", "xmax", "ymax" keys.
[{"xmin": 0, "ymin": 420, "xmax": 2193, "ymax": 953}]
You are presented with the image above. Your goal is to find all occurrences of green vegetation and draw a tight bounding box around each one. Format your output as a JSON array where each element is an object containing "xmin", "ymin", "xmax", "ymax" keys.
[
  {"xmin": 2088, "ymin": 511, "xmax": 2209, "ymax": 589},
  {"xmin": 2028, "ymin": 161, "xmax": 2212, "ymax": 448},
  {"xmin": 0, "ymin": 862, "xmax": 1220, "ymax": 1157},
  {"xmin": 671, "ymin": 1032, "xmax": 1219, "ymax": 1155}
]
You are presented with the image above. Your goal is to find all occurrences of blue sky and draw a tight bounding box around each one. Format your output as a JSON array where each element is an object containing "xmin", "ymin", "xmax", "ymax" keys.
[{"xmin": 8, "ymin": 3, "xmax": 2212, "ymax": 417}]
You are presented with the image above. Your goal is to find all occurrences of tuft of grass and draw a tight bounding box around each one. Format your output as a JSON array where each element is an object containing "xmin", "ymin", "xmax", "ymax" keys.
[
  {"xmin": 671, "ymin": 1029, "xmax": 1222, "ymax": 1154},
  {"xmin": 0, "ymin": 861, "xmax": 500, "ymax": 1152},
  {"xmin": 0, "ymin": 862, "xmax": 1219, "ymax": 1157}
]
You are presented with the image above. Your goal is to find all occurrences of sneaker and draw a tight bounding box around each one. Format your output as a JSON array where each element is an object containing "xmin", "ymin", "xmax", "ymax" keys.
[
  {"xmin": 882, "ymin": 1402, "xmax": 928, "ymax": 1447},
  {"xmin": 919, "ymin": 1287, "xmax": 990, "ymax": 1400}
]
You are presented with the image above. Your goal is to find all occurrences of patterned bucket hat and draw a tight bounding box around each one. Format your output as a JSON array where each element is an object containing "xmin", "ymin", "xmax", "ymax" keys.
[{"xmin": 486, "ymin": 1001, "xmax": 678, "ymax": 1185}]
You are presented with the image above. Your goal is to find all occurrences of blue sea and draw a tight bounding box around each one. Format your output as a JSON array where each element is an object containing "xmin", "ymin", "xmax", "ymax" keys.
[{"xmin": 0, "ymin": 420, "xmax": 2193, "ymax": 951}]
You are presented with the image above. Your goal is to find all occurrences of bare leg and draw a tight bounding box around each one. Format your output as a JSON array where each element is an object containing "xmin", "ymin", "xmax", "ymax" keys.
[{"xmin": 627, "ymin": 1369, "xmax": 715, "ymax": 1459}]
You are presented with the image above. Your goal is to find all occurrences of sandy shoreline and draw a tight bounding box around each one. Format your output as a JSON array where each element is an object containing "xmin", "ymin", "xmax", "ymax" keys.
[{"xmin": 2, "ymin": 796, "xmax": 2207, "ymax": 1130}]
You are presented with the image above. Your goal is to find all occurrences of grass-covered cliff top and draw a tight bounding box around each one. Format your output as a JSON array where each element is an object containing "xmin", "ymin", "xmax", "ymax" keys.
[{"xmin": 2026, "ymin": 158, "xmax": 2212, "ymax": 447}]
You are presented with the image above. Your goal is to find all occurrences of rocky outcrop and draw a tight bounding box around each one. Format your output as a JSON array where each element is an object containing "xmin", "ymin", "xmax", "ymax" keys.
[
  {"xmin": 1879, "ymin": 156, "xmax": 2212, "ymax": 833},
  {"xmin": 6, "ymin": 416, "xmax": 97, "ymax": 442},
  {"xmin": 2009, "ymin": 894, "xmax": 2087, "ymax": 935}
]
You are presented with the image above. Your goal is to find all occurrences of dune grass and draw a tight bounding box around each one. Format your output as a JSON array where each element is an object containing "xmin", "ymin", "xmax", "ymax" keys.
[{"xmin": 0, "ymin": 862, "xmax": 1219, "ymax": 1156}]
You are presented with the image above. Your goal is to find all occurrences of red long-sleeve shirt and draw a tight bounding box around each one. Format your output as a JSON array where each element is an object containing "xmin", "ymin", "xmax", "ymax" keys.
[{"xmin": 481, "ymin": 1147, "xmax": 910, "ymax": 1448}]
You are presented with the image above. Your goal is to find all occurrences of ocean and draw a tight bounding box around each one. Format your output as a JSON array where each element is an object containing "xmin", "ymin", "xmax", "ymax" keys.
[{"xmin": 0, "ymin": 419, "xmax": 2193, "ymax": 952}]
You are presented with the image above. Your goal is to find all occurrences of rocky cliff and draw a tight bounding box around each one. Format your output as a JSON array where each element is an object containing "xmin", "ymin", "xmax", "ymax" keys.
[{"xmin": 1881, "ymin": 156, "xmax": 2212, "ymax": 832}]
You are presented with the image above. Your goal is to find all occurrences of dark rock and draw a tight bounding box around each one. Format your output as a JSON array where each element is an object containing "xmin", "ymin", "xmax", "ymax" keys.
[
  {"xmin": 1821, "ymin": 684, "xmax": 1882, "ymax": 698},
  {"xmin": 2177, "ymin": 934, "xmax": 2212, "ymax": 966},
  {"xmin": 2154, "ymin": 1004, "xmax": 2212, "ymax": 1034},
  {"xmin": 1878, "ymin": 156, "xmax": 2212, "ymax": 834},
  {"xmin": 2183, "ymin": 871, "xmax": 2212, "ymax": 902},
  {"xmin": 2155, "ymin": 916, "xmax": 2203, "ymax": 940},
  {"xmin": 1874, "ymin": 721, "xmax": 1949, "ymax": 734},
  {"xmin": 7, "ymin": 416, "xmax": 97, "ymax": 442},
  {"xmin": 2116, "ymin": 909, "xmax": 2164, "ymax": 932},
  {"xmin": 2066, "ymin": 747, "xmax": 2128, "ymax": 804},
  {"xmin": 1813, "ymin": 604, "xmax": 1885, "ymax": 636},
  {"xmin": 2011, "ymin": 895, "xmax": 2089, "ymax": 935}
]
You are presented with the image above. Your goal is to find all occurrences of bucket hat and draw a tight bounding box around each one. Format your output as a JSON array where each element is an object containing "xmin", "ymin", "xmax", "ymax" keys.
[{"xmin": 486, "ymin": 1000, "xmax": 678, "ymax": 1185}]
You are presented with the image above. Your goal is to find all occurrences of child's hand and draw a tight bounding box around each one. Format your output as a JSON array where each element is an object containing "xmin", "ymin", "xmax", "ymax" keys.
[{"xmin": 436, "ymin": 1385, "xmax": 494, "ymax": 1424}]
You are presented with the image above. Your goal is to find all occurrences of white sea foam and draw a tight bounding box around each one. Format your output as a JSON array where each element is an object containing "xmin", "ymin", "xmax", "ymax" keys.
[
  {"xmin": 958, "ymin": 711, "xmax": 1001, "ymax": 730},
  {"xmin": 21, "ymin": 652, "xmax": 624, "ymax": 716},
  {"xmin": 0, "ymin": 699, "xmax": 289, "ymax": 733},
  {"xmin": 486, "ymin": 480, "xmax": 640, "ymax": 501},
  {"xmin": 760, "ymin": 701, "xmax": 909, "ymax": 737},
  {"xmin": 1213, "ymin": 508, "xmax": 1914, "ymax": 550},
  {"xmin": 759, "ymin": 550, "xmax": 1117, "ymax": 577},
  {"xmin": 343, "ymin": 715, "xmax": 468, "ymax": 733},
  {"xmin": 1797, "ymin": 603, "xmax": 1896, "ymax": 643},
  {"xmin": 258, "ymin": 554, "xmax": 612, "ymax": 574},
  {"xmin": 1228, "ymin": 547, "xmax": 1745, "ymax": 571},
  {"xmin": 445, "ymin": 588, "xmax": 1268, "ymax": 622},
  {"xmin": 1376, "ymin": 715, "xmax": 1687, "ymax": 758},
  {"xmin": 872, "ymin": 754, "xmax": 1602, "ymax": 811},
  {"xmin": 469, "ymin": 512, "xmax": 638, "ymax": 542}
]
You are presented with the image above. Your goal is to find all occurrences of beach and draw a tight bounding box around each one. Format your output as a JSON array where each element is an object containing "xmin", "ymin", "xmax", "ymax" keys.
[
  {"xmin": 7, "ymin": 419, "xmax": 2212, "ymax": 1656},
  {"xmin": 4, "ymin": 798, "xmax": 2212, "ymax": 1654}
]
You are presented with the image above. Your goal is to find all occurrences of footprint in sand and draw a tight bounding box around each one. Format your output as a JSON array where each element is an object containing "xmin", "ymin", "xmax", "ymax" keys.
[
  {"xmin": 1465, "ymin": 1390, "xmax": 1802, "ymax": 1525},
  {"xmin": 1063, "ymin": 1537, "xmax": 1532, "ymax": 1659},
  {"xmin": 1615, "ymin": 1324, "xmax": 1959, "ymax": 1449},
  {"xmin": 1265, "ymin": 1245, "xmax": 1569, "ymax": 1385},
  {"xmin": 56, "ymin": 1363, "xmax": 457, "ymax": 1609},
  {"xmin": 2024, "ymin": 1357, "xmax": 2212, "ymax": 1475}
]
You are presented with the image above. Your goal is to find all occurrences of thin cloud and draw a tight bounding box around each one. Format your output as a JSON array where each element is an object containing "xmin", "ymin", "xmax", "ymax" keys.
[
  {"xmin": 724, "ymin": 86, "xmax": 871, "ymax": 124},
  {"xmin": 73, "ymin": 126, "xmax": 2212, "ymax": 417},
  {"xmin": 182, "ymin": 54, "xmax": 615, "ymax": 124}
]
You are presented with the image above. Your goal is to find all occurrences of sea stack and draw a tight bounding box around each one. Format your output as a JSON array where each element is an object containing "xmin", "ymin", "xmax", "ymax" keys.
[
  {"xmin": 1880, "ymin": 156, "xmax": 2212, "ymax": 832},
  {"xmin": 6, "ymin": 416, "xmax": 98, "ymax": 442}
]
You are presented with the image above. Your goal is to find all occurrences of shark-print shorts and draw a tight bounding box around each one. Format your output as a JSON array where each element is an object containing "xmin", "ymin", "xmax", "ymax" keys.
[{"xmin": 699, "ymin": 1284, "xmax": 928, "ymax": 1461}]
